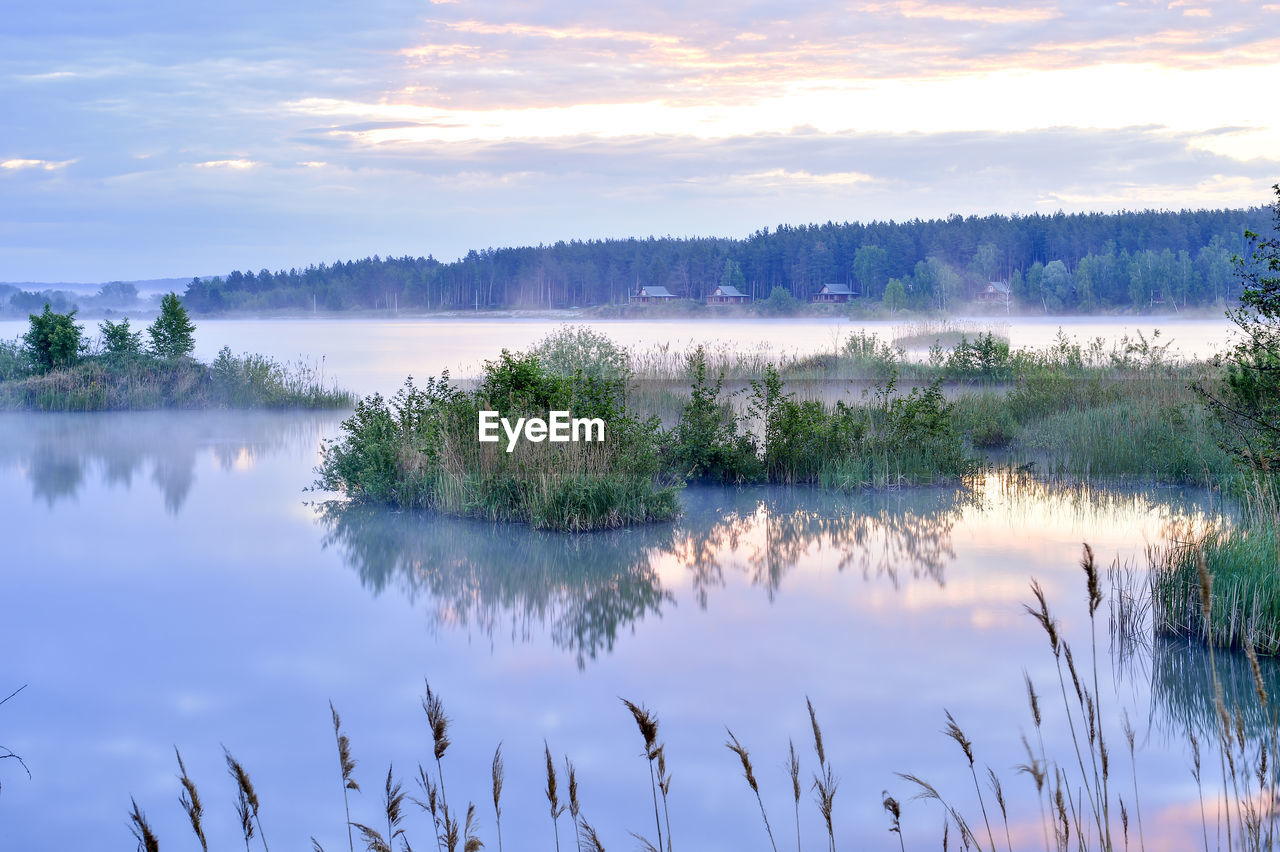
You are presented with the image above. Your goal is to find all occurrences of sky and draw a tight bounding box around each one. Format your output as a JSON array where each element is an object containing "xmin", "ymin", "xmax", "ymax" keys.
[{"xmin": 3, "ymin": 0, "xmax": 1279, "ymax": 282}]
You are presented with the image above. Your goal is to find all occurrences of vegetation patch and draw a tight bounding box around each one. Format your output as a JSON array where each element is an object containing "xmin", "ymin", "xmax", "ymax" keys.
[{"xmin": 0, "ymin": 295, "xmax": 351, "ymax": 411}]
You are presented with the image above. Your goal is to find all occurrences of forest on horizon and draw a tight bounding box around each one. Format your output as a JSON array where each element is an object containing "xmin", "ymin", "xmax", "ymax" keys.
[{"xmin": 5, "ymin": 204, "xmax": 1271, "ymax": 317}]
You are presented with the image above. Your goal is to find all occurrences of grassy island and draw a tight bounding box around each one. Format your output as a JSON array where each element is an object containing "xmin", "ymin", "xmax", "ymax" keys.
[
  {"xmin": 316, "ymin": 317, "xmax": 1252, "ymax": 531},
  {"xmin": 0, "ymin": 296, "xmax": 351, "ymax": 411}
]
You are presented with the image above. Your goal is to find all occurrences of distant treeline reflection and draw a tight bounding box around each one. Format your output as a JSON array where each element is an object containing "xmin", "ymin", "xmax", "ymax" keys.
[
  {"xmin": 0, "ymin": 411, "xmax": 336, "ymax": 511},
  {"xmin": 315, "ymin": 485, "xmax": 974, "ymax": 666}
]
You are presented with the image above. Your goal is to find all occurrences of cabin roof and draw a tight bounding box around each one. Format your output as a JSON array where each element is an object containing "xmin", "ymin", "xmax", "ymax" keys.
[
  {"xmin": 820, "ymin": 283, "xmax": 856, "ymax": 295},
  {"xmin": 637, "ymin": 285, "xmax": 675, "ymax": 297},
  {"xmin": 713, "ymin": 284, "xmax": 746, "ymax": 297}
]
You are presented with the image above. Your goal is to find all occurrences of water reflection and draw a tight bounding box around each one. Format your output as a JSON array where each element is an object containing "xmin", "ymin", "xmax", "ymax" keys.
[
  {"xmin": 1148, "ymin": 634, "xmax": 1280, "ymax": 742},
  {"xmin": 316, "ymin": 485, "xmax": 975, "ymax": 666},
  {"xmin": 0, "ymin": 412, "xmax": 337, "ymax": 512}
]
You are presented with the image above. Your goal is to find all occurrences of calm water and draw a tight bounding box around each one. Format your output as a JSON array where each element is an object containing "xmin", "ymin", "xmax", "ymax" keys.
[
  {"xmin": 0, "ymin": 314, "xmax": 1240, "ymax": 397},
  {"xmin": 0, "ymin": 318, "xmax": 1259, "ymax": 850}
]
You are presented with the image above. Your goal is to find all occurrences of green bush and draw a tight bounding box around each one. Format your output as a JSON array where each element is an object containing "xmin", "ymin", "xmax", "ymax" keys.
[
  {"xmin": 23, "ymin": 304, "xmax": 85, "ymax": 371},
  {"xmin": 671, "ymin": 347, "xmax": 760, "ymax": 483}
]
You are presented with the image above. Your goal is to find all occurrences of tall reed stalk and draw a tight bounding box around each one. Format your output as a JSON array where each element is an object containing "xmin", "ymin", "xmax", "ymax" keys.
[{"xmin": 329, "ymin": 701, "xmax": 360, "ymax": 852}]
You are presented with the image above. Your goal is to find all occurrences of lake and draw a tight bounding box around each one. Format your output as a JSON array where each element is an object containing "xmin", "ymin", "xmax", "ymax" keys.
[
  {"xmin": 0, "ymin": 317, "xmax": 1256, "ymax": 850},
  {"xmin": 0, "ymin": 313, "xmax": 1240, "ymax": 397}
]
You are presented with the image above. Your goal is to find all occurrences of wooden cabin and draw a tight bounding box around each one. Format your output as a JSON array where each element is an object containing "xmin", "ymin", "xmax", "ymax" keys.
[
  {"xmin": 706, "ymin": 284, "xmax": 751, "ymax": 305},
  {"xmin": 632, "ymin": 285, "xmax": 678, "ymax": 304},
  {"xmin": 976, "ymin": 281, "xmax": 1011, "ymax": 304},
  {"xmin": 812, "ymin": 283, "xmax": 857, "ymax": 303}
]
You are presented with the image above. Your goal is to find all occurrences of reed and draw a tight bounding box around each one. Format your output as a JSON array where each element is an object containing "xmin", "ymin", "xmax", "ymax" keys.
[
  {"xmin": 175, "ymin": 747, "xmax": 208, "ymax": 852},
  {"xmin": 124, "ymin": 541, "xmax": 1280, "ymax": 852},
  {"xmin": 491, "ymin": 743, "xmax": 504, "ymax": 852},
  {"xmin": 129, "ymin": 797, "xmax": 160, "ymax": 852},
  {"xmin": 621, "ymin": 698, "xmax": 670, "ymax": 852},
  {"xmin": 544, "ymin": 742, "xmax": 564, "ymax": 852},
  {"xmin": 329, "ymin": 702, "xmax": 360, "ymax": 852},
  {"xmin": 225, "ymin": 747, "xmax": 269, "ymax": 852},
  {"xmin": 725, "ymin": 729, "xmax": 778, "ymax": 852}
]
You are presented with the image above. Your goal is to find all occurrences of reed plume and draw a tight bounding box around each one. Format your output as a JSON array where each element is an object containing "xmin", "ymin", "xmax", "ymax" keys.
[
  {"xmin": 424, "ymin": 681, "xmax": 452, "ymax": 805},
  {"xmin": 225, "ymin": 747, "xmax": 267, "ymax": 852},
  {"xmin": 725, "ymin": 729, "xmax": 778, "ymax": 852},
  {"xmin": 882, "ymin": 790, "xmax": 905, "ymax": 852},
  {"xmin": 788, "ymin": 739, "xmax": 801, "ymax": 852},
  {"xmin": 330, "ymin": 701, "xmax": 360, "ymax": 852},
  {"xmin": 491, "ymin": 743, "xmax": 504, "ymax": 852},
  {"xmin": 566, "ymin": 756, "xmax": 581, "ymax": 852},
  {"xmin": 621, "ymin": 698, "xmax": 666, "ymax": 852},
  {"xmin": 175, "ymin": 747, "xmax": 207, "ymax": 852},
  {"xmin": 129, "ymin": 797, "xmax": 160, "ymax": 852},
  {"xmin": 545, "ymin": 742, "xmax": 565, "ymax": 852},
  {"xmin": 942, "ymin": 710, "xmax": 993, "ymax": 852},
  {"xmin": 463, "ymin": 802, "xmax": 482, "ymax": 852},
  {"xmin": 807, "ymin": 698, "xmax": 837, "ymax": 852},
  {"xmin": 580, "ymin": 819, "xmax": 607, "ymax": 852}
]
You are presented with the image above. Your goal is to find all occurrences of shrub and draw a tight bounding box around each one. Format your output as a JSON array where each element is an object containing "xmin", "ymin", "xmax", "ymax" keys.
[
  {"xmin": 671, "ymin": 347, "xmax": 760, "ymax": 483},
  {"xmin": 23, "ymin": 304, "xmax": 85, "ymax": 371}
]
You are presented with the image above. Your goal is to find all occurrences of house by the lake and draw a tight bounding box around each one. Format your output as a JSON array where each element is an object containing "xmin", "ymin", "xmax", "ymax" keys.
[
  {"xmin": 632, "ymin": 285, "xmax": 679, "ymax": 304},
  {"xmin": 976, "ymin": 281, "xmax": 1011, "ymax": 306},
  {"xmin": 706, "ymin": 284, "xmax": 751, "ymax": 305},
  {"xmin": 812, "ymin": 283, "xmax": 857, "ymax": 303}
]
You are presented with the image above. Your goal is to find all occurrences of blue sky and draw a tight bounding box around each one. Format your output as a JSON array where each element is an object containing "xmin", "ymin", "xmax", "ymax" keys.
[{"xmin": 3, "ymin": 0, "xmax": 1278, "ymax": 281}]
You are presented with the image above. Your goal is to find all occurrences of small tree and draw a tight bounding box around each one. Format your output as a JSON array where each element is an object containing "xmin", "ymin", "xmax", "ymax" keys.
[
  {"xmin": 23, "ymin": 304, "xmax": 85, "ymax": 371},
  {"xmin": 1198, "ymin": 183, "xmax": 1280, "ymax": 471},
  {"xmin": 148, "ymin": 292, "xmax": 196, "ymax": 359},
  {"xmin": 882, "ymin": 278, "xmax": 907, "ymax": 312},
  {"xmin": 99, "ymin": 318, "xmax": 144, "ymax": 357}
]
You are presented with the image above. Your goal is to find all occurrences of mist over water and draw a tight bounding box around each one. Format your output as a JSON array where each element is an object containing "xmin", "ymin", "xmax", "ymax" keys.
[
  {"xmin": 0, "ymin": 315, "xmax": 1239, "ymax": 398},
  {"xmin": 0, "ymin": 387, "xmax": 1253, "ymax": 849}
]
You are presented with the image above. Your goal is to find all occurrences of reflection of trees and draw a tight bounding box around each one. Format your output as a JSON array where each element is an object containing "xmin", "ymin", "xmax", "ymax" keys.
[
  {"xmin": 315, "ymin": 502, "xmax": 677, "ymax": 669},
  {"xmin": 672, "ymin": 486, "xmax": 973, "ymax": 602},
  {"xmin": 0, "ymin": 412, "xmax": 335, "ymax": 512},
  {"xmin": 317, "ymin": 484, "xmax": 974, "ymax": 664}
]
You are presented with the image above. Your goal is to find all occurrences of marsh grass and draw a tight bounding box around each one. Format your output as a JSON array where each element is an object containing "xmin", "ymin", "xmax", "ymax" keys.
[
  {"xmin": 0, "ymin": 349, "xmax": 351, "ymax": 411},
  {"xmin": 1153, "ymin": 478, "xmax": 1280, "ymax": 653},
  {"xmin": 893, "ymin": 320, "xmax": 1010, "ymax": 351}
]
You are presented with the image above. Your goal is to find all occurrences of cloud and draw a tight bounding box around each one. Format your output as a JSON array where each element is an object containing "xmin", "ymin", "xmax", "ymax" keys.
[
  {"xmin": 1, "ymin": 0, "xmax": 1277, "ymax": 280},
  {"xmin": 1, "ymin": 158, "xmax": 75, "ymax": 171},
  {"xmin": 193, "ymin": 159, "xmax": 259, "ymax": 169}
]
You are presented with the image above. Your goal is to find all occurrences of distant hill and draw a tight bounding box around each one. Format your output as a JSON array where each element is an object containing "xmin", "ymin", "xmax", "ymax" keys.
[
  {"xmin": 0, "ymin": 277, "xmax": 215, "ymax": 317},
  {"xmin": 0, "ymin": 277, "xmax": 198, "ymax": 295}
]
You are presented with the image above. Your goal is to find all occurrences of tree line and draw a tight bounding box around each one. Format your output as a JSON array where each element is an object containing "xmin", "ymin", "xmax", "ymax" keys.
[{"xmin": 178, "ymin": 205, "xmax": 1268, "ymax": 314}]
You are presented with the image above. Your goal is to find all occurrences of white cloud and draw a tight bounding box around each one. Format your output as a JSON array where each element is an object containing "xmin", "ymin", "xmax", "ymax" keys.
[{"xmin": 1, "ymin": 158, "xmax": 75, "ymax": 171}]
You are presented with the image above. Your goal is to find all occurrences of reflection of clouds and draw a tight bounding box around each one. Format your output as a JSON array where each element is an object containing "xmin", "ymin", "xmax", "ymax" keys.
[{"xmin": 0, "ymin": 412, "xmax": 335, "ymax": 514}]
